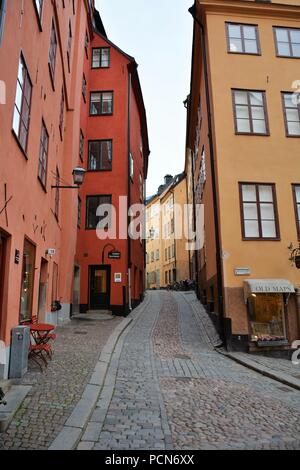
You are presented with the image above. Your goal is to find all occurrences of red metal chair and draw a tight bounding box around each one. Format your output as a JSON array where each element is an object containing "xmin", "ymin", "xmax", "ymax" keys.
[{"xmin": 28, "ymin": 344, "xmax": 52, "ymax": 371}]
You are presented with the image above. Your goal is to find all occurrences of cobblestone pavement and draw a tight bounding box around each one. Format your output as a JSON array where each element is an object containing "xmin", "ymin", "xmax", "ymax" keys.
[
  {"xmin": 78, "ymin": 290, "xmax": 300, "ymax": 450},
  {"xmin": 0, "ymin": 315, "xmax": 122, "ymax": 450}
]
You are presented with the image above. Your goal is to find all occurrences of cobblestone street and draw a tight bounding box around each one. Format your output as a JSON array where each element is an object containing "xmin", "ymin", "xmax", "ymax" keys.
[
  {"xmin": 79, "ymin": 291, "xmax": 300, "ymax": 451},
  {"xmin": 1, "ymin": 290, "xmax": 300, "ymax": 450}
]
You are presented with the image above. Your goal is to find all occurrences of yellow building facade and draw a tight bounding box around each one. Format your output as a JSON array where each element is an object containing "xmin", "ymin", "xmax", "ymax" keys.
[
  {"xmin": 186, "ymin": 0, "xmax": 300, "ymax": 353},
  {"xmin": 146, "ymin": 174, "xmax": 190, "ymax": 289}
]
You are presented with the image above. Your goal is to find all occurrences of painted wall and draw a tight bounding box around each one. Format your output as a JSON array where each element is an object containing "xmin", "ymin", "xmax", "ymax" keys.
[{"xmin": 0, "ymin": 0, "xmax": 92, "ymax": 357}]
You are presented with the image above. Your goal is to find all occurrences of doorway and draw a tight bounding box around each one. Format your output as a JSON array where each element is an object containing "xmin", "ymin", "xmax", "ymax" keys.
[
  {"xmin": 37, "ymin": 258, "xmax": 48, "ymax": 322},
  {"xmin": 89, "ymin": 265, "xmax": 110, "ymax": 310},
  {"xmin": 0, "ymin": 231, "xmax": 9, "ymax": 339},
  {"xmin": 72, "ymin": 265, "xmax": 80, "ymax": 315}
]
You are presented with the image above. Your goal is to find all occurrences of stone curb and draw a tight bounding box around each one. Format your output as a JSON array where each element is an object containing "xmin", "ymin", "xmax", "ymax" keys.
[
  {"xmin": 48, "ymin": 295, "xmax": 151, "ymax": 450},
  {"xmin": 183, "ymin": 292, "xmax": 300, "ymax": 392},
  {"xmin": 218, "ymin": 350, "xmax": 300, "ymax": 392}
]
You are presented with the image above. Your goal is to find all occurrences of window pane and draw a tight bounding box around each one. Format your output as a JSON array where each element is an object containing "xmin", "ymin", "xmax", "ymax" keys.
[
  {"xmin": 88, "ymin": 141, "xmax": 100, "ymax": 169},
  {"xmin": 259, "ymin": 185, "xmax": 273, "ymax": 202},
  {"xmin": 101, "ymin": 93, "xmax": 112, "ymax": 114},
  {"xmin": 243, "ymin": 26, "xmax": 256, "ymax": 40},
  {"xmin": 252, "ymin": 119, "xmax": 266, "ymax": 134},
  {"xmin": 100, "ymin": 141, "xmax": 112, "ymax": 170},
  {"xmin": 249, "ymin": 92, "xmax": 263, "ymax": 106},
  {"xmin": 244, "ymin": 39, "xmax": 258, "ymax": 54},
  {"xmin": 287, "ymin": 121, "xmax": 300, "ymax": 135},
  {"xmin": 101, "ymin": 48, "xmax": 110, "ymax": 66},
  {"xmin": 234, "ymin": 91, "xmax": 247, "ymax": 105},
  {"xmin": 290, "ymin": 30, "xmax": 300, "ymax": 44},
  {"xmin": 236, "ymin": 105, "xmax": 249, "ymax": 119},
  {"xmin": 242, "ymin": 185, "xmax": 257, "ymax": 202},
  {"xmin": 90, "ymin": 93, "xmax": 101, "ymax": 114},
  {"xmin": 286, "ymin": 109, "xmax": 300, "ymax": 123},
  {"xmin": 295, "ymin": 187, "xmax": 300, "ymax": 203},
  {"xmin": 92, "ymin": 49, "xmax": 100, "ymax": 67},
  {"xmin": 13, "ymin": 108, "xmax": 20, "ymax": 134},
  {"xmin": 18, "ymin": 59, "xmax": 26, "ymax": 85},
  {"xmin": 277, "ymin": 42, "xmax": 290, "ymax": 56},
  {"xmin": 243, "ymin": 203, "xmax": 258, "ymax": 220},
  {"xmin": 236, "ymin": 119, "xmax": 251, "ymax": 133},
  {"xmin": 244, "ymin": 220, "xmax": 259, "ymax": 237},
  {"xmin": 251, "ymin": 106, "xmax": 264, "ymax": 120},
  {"xmin": 229, "ymin": 38, "xmax": 243, "ymax": 52},
  {"xmin": 228, "ymin": 25, "xmax": 241, "ymax": 38},
  {"xmin": 15, "ymin": 83, "xmax": 22, "ymax": 111},
  {"xmin": 284, "ymin": 93, "xmax": 296, "ymax": 108},
  {"xmin": 276, "ymin": 28, "xmax": 289, "ymax": 42},
  {"xmin": 261, "ymin": 220, "xmax": 276, "ymax": 238},
  {"xmin": 260, "ymin": 203, "xmax": 275, "ymax": 220},
  {"xmin": 292, "ymin": 44, "xmax": 300, "ymax": 57}
]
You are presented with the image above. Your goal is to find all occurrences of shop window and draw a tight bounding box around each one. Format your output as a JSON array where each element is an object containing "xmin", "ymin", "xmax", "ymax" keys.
[
  {"xmin": 248, "ymin": 293, "xmax": 287, "ymax": 343},
  {"xmin": 19, "ymin": 239, "xmax": 36, "ymax": 323}
]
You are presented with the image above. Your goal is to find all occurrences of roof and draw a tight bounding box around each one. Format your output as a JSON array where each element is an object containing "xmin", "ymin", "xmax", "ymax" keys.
[{"xmin": 146, "ymin": 172, "xmax": 186, "ymax": 205}]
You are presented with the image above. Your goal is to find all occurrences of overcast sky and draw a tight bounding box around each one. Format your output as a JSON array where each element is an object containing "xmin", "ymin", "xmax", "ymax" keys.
[{"xmin": 95, "ymin": 0, "xmax": 193, "ymax": 196}]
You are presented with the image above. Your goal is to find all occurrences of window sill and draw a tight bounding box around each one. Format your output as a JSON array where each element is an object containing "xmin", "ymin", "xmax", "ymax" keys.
[
  {"xmin": 235, "ymin": 131, "xmax": 270, "ymax": 137},
  {"xmin": 285, "ymin": 134, "xmax": 300, "ymax": 138},
  {"xmin": 228, "ymin": 51, "xmax": 261, "ymax": 57},
  {"xmin": 276, "ymin": 55, "xmax": 300, "ymax": 60},
  {"xmin": 11, "ymin": 129, "xmax": 28, "ymax": 160},
  {"xmin": 242, "ymin": 237, "xmax": 281, "ymax": 241},
  {"xmin": 89, "ymin": 113, "xmax": 113, "ymax": 117}
]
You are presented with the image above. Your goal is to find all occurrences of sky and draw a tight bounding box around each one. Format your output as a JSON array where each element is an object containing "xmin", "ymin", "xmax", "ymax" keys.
[{"xmin": 95, "ymin": 0, "xmax": 194, "ymax": 197}]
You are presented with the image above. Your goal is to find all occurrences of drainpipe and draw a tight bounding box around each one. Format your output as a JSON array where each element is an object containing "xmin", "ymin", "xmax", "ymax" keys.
[
  {"xmin": 127, "ymin": 66, "xmax": 132, "ymax": 312},
  {"xmin": 296, "ymin": 288, "xmax": 300, "ymax": 337},
  {"xmin": 188, "ymin": 5, "xmax": 227, "ymax": 348}
]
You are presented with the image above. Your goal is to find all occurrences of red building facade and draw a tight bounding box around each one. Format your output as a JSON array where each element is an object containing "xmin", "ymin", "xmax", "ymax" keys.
[
  {"xmin": 76, "ymin": 26, "xmax": 149, "ymax": 315},
  {"xmin": 0, "ymin": 0, "xmax": 149, "ymax": 379}
]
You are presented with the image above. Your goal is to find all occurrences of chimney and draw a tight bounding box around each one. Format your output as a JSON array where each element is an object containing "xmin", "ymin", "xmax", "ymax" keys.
[{"xmin": 164, "ymin": 174, "xmax": 173, "ymax": 185}]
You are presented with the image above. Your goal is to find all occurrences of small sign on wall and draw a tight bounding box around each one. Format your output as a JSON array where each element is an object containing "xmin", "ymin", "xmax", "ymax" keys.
[
  {"xmin": 114, "ymin": 273, "xmax": 122, "ymax": 283},
  {"xmin": 15, "ymin": 250, "xmax": 20, "ymax": 264},
  {"xmin": 234, "ymin": 267, "xmax": 251, "ymax": 276}
]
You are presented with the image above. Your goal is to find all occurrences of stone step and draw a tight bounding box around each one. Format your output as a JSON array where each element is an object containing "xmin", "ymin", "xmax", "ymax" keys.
[{"xmin": 0, "ymin": 385, "xmax": 32, "ymax": 432}]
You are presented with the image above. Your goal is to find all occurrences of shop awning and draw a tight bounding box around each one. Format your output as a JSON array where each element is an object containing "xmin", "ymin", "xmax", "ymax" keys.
[{"xmin": 244, "ymin": 279, "xmax": 295, "ymax": 303}]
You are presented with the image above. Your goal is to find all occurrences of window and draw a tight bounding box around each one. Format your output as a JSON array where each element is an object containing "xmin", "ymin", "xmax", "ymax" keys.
[
  {"xmin": 146, "ymin": 253, "xmax": 149, "ymax": 264},
  {"xmin": 90, "ymin": 91, "xmax": 113, "ymax": 115},
  {"xmin": 274, "ymin": 27, "xmax": 300, "ymax": 58},
  {"xmin": 293, "ymin": 185, "xmax": 300, "ymax": 238},
  {"xmin": 226, "ymin": 23, "xmax": 260, "ymax": 54},
  {"xmin": 171, "ymin": 219, "xmax": 174, "ymax": 234},
  {"xmin": 59, "ymin": 87, "xmax": 64, "ymax": 139},
  {"xmin": 72, "ymin": 0, "xmax": 75, "ymax": 14},
  {"xmin": 88, "ymin": 140, "xmax": 112, "ymax": 171},
  {"xmin": 38, "ymin": 120, "xmax": 48, "ymax": 187},
  {"xmin": 67, "ymin": 20, "xmax": 72, "ymax": 71},
  {"xmin": 239, "ymin": 183, "xmax": 279, "ymax": 239},
  {"xmin": 82, "ymin": 74, "xmax": 87, "ymax": 101},
  {"xmin": 34, "ymin": 0, "xmax": 43, "ymax": 24},
  {"xmin": 12, "ymin": 54, "xmax": 32, "ymax": 153},
  {"xmin": 168, "ymin": 246, "xmax": 171, "ymax": 260},
  {"xmin": 165, "ymin": 271, "xmax": 168, "ymax": 284},
  {"xmin": 86, "ymin": 195, "xmax": 112, "ymax": 229},
  {"xmin": 77, "ymin": 197, "xmax": 81, "ymax": 228},
  {"xmin": 0, "ymin": 0, "xmax": 7, "ymax": 45},
  {"xmin": 156, "ymin": 249, "xmax": 159, "ymax": 261},
  {"xmin": 19, "ymin": 239, "xmax": 36, "ymax": 323},
  {"xmin": 130, "ymin": 153, "xmax": 134, "ymax": 180},
  {"xmin": 151, "ymin": 251, "xmax": 154, "ymax": 262},
  {"xmin": 248, "ymin": 294, "xmax": 286, "ymax": 343},
  {"xmin": 85, "ymin": 31, "xmax": 89, "ymax": 57},
  {"xmin": 79, "ymin": 130, "xmax": 84, "ymax": 161},
  {"xmin": 232, "ymin": 90, "xmax": 269, "ymax": 135},
  {"xmin": 92, "ymin": 47, "xmax": 110, "ymax": 68},
  {"xmin": 54, "ymin": 167, "xmax": 60, "ymax": 219},
  {"xmin": 282, "ymin": 92, "xmax": 300, "ymax": 137},
  {"xmin": 49, "ymin": 21, "xmax": 57, "ymax": 81},
  {"xmin": 165, "ymin": 248, "xmax": 168, "ymax": 261}
]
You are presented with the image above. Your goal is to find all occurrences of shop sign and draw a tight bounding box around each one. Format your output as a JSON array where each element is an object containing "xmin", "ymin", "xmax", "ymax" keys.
[
  {"xmin": 234, "ymin": 267, "xmax": 251, "ymax": 276},
  {"xmin": 108, "ymin": 251, "xmax": 121, "ymax": 260}
]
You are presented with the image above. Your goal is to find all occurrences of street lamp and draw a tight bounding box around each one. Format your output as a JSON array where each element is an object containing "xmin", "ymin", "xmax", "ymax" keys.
[
  {"xmin": 51, "ymin": 167, "xmax": 86, "ymax": 189},
  {"xmin": 288, "ymin": 242, "xmax": 300, "ymax": 269}
]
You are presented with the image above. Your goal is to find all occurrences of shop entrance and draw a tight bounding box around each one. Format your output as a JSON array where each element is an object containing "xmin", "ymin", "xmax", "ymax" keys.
[{"xmin": 89, "ymin": 265, "xmax": 110, "ymax": 310}]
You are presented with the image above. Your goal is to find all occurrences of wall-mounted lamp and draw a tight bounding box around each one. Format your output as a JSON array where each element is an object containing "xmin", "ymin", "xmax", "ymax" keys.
[
  {"xmin": 51, "ymin": 167, "xmax": 86, "ymax": 189},
  {"xmin": 288, "ymin": 242, "xmax": 300, "ymax": 269}
]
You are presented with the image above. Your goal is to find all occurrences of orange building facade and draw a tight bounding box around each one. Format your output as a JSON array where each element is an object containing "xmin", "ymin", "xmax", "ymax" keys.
[
  {"xmin": 186, "ymin": 0, "xmax": 300, "ymax": 353},
  {"xmin": 0, "ymin": 0, "xmax": 149, "ymax": 379}
]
